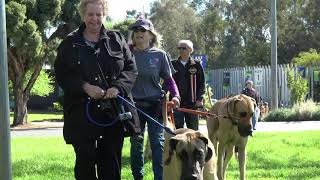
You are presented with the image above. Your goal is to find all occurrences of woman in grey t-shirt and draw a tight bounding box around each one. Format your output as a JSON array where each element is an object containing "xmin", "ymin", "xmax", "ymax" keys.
[{"xmin": 128, "ymin": 18, "xmax": 180, "ymax": 180}]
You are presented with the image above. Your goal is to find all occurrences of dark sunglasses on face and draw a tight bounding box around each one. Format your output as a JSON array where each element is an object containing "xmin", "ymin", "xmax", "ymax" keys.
[
  {"xmin": 133, "ymin": 27, "xmax": 147, "ymax": 33},
  {"xmin": 177, "ymin": 47, "xmax": 188, "ymax": 50}
]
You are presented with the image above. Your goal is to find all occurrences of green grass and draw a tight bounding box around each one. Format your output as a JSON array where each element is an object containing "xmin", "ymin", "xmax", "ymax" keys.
[
  {"xmin": 10, "ymin": 111, "xmax": 63, "ymax": 123},
  {"xmin": 11, "ymin": 131, "xmax": 320, "ymax": 179}
]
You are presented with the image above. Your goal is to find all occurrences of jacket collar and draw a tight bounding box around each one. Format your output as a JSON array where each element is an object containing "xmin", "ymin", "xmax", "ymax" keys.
[
  {"xmin": 178, "ymin": 56, "xmax": 196, "ymax": 65},
  {"xmin": 76, "ymin": 23, "xmax": 110, "ymax": 40}
]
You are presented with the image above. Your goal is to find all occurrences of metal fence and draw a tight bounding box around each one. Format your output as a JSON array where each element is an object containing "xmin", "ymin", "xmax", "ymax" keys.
[{"xmin": 207, "ymin": 64, "xmax": 301, "ymax": 107}]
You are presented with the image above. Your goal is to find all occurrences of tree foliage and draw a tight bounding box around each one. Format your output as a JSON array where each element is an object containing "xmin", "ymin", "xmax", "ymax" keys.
[
  {"xmin": 112, "ymin": 19, "xmax": 136, "ymax": 41},
  {"xmin": 292, "ymin": 49, "xmax": 320, "ymax": 66},
  {"xmin": 6, "ymin": 0, "xmax": 63, "ymax": 126},
  {"xmin": 150, "ymin": 0, "xmax": 202, "ymax": 58},
  {"xmin": 147, "ymin": 0, "xmax": 320, "ymax": 69}
]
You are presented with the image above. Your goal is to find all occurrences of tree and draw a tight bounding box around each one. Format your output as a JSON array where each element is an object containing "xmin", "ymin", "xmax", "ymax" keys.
[
  {"xmin": 292, "ymin": 49, "xmax": 320, "ymax": 66},
  {"xmin": 112, "ymin": 19, "xmax": 135, "ymax": 40},
  {"xmin": 150, "ymin": 0, "xmax": 201, "ymax": 58},
  {"xmin": 6, "ymin": 0, "xmax": 63, "ymax": 126}
]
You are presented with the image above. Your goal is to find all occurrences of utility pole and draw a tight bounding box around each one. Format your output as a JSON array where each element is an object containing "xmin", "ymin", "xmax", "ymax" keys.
[
  {"xmin": 0, "ymin": 0, "xmax": 12, "ymax": 179},
  {"xmin": 271, "ymin": 0, "xmax": 278, "ymax": 109}
]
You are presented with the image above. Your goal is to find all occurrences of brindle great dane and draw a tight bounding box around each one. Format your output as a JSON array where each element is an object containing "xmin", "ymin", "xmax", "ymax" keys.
[{"xmin": 206, "ymin": 94, "xmax": 256, "ymax": 180}]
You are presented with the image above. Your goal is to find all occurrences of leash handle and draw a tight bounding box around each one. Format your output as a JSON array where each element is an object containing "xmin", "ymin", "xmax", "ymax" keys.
[
  {"xmin": 117, "ymin": 95, "xmax": 176, "ymax": 135},
  {"xmin": 85, "ymin": 98, "xmax": 119, "ymax": 127}
]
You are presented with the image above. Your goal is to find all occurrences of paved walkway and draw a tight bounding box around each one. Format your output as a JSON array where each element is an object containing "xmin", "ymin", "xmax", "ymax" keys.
[{"xmin": 10, "ymin": 121, "xmax": 320, "ymax": 138}]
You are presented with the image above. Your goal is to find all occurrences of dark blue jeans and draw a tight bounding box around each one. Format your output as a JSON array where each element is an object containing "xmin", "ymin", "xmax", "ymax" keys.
[
  {"xmin": 174, "ymin": 109, "xmax": 199, "ymax": 130},
  {"xmin": 130, "ymin": 105, "xmax": 164, "ymax": 180}
]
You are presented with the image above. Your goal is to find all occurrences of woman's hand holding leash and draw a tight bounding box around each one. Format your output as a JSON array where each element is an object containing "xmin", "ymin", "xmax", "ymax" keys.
[
  {"xmin": 83, "ymin": 82, "xmax": 119, "ymax": 99},
  {"xmin": 83, "ymin": 82, "xmax": 106, "ymax": 99},
  {"xmin": 104, "ymin": 87, "xmax": 119, "ymax": 99},
  {"xmin": 171, "ymin": 97, "xmax": 180, "ymax": 108}
]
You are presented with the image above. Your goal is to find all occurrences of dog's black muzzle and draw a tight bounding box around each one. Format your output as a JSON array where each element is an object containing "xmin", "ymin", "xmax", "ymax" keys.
[{"xmin": 238, "ymin": 124, "xmax": 253, "ymax": 137}]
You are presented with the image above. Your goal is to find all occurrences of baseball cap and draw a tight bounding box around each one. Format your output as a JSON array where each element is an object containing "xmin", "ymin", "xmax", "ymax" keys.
[{"xmin": 129, "ymin": 18, "xmax": 155, "ymax": 31}]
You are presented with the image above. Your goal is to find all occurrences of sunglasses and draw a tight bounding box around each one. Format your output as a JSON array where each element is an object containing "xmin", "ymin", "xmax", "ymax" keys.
[
  {"xmin": 133, "ymin": 27, "xmax": 147, "ymax": 33},
  {"xmin": 177, "ymin": 47, "xmax": 188, "ymax": 50}
]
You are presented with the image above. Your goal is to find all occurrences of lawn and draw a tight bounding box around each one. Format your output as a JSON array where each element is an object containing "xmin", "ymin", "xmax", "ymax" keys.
[
  {"xmin": 11, "ymin": 130, "xmax": 320, "ymax": 180},
  {"xmin": 9, "ymin": 111, "xmax": 63, "ymax": 123}
]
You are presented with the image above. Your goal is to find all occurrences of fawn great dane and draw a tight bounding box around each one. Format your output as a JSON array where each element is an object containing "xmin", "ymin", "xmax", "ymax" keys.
[
  {"xmin": 206, "ymin": 94, "xmax": 256, "ymax": 180},
  {"xmin": 162, "ymin": 95, "xmax": 218, "ymax": 180}
]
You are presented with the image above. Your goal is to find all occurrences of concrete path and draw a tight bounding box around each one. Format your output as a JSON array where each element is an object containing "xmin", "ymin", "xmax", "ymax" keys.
[
  {"xmin": 11, "ymin": 122, "xmax": 63, "ymax": 138},
  {"xmin": 10, "ymin": 121, "xmax": 320, "ymax": 138}
]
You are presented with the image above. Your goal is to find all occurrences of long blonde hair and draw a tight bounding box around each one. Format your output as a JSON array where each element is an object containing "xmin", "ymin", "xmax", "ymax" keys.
[{"xmin": 128, "ymin": 30, "xmax": 162, "ymax": 48}]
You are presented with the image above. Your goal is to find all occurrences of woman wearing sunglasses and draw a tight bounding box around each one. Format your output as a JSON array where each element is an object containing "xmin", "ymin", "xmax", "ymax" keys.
[
  {"xmin": 128, "ymin": 18, "xmax": 180, "ymax": 180},
  {"xmin": 171, "ymin": 40, "xmax": 206, "ymax": 131}
]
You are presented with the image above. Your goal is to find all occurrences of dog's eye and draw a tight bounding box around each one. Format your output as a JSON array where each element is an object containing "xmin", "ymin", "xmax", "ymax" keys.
[
  {"xmin": 194, "ymin": 149, "xmax": 205, "ymax": 160},
  {"xmin": 239, "ymin": 112, "xmax": 247, "ymax": 117}
]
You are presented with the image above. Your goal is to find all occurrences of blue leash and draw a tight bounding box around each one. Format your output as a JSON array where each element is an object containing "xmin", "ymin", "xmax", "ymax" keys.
[
  {"xmin": 117, "ymin": 95, "xmax": 176, "ymax": 135},
  {"xmin": 85, "ymin": 98, "xmax": 119, "ymax": 127}
]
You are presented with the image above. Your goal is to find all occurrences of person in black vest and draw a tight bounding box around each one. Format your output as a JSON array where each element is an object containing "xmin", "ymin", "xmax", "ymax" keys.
[
  {"xmin": 54, "ymin": 0, "xmax": 139, "ymax": 179},
  {"xmin": 242, "ymin": 80, "xmax": 260, "ymax": 130},
  {"xmin": 171, "ymin": 40, "xmax": 205, "ymax": 130}
]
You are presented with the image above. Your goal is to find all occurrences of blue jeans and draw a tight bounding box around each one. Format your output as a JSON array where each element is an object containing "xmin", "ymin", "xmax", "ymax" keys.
[
  {"xmin": 130, "ymin": 105, "xmax": 164, "ymax": 180},
  {"xmin": 174, "ymin": 110, "xmax": 199, "ymax": 130},
  {"xmin": 252, "ymin": 107, "xmax": 260, "ymax": 130}
]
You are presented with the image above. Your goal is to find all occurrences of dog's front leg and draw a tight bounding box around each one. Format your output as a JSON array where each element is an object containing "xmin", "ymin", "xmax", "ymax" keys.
[
  {"xmin": 217, "ymin": 142, "xmax": 226, "ymax": 180},
  {"xmin": 222, "ymin": 144, "xmax": 234, "ymax": 176},
  {"xmin": 238, "ymin": 145, "xmax": 246, "ymax": 180}
]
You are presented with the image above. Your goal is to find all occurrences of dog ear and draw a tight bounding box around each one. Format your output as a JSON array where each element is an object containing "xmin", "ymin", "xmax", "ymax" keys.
[
  {"xmin": 227, "ymin": 98, "xmax": 240, "ymax": 116},
  {"xmin": 197, "ymin": 134, "xmax": 213, "ymax": 162},
  {"xmin": 164, "ymin": 138, "xmax": 179, "ymax": 165},
  {"xmin": 249, "ymin": 97, "xmax": 257, "ymax": 109}
]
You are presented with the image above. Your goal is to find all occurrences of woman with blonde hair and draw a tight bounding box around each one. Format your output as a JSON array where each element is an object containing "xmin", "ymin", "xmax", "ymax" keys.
[
  {"xmin": 54, "ymin": 0, "xmax": 139, "ymax": 179},
  {"xmin": 128, "ymin": 18, "xmax": 180, "ymax": 180}
]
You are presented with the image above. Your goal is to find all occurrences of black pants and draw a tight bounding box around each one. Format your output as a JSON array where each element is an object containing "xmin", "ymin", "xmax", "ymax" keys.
[{"xmin": 72, "ymin": 126, "xmax": 124, "ymax": 180}]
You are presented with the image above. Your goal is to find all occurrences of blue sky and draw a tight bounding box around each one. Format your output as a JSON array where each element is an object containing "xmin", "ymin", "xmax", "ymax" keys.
[{"xmin": 108, "ymin": 0, "xmax": 156, "ymax": 22}]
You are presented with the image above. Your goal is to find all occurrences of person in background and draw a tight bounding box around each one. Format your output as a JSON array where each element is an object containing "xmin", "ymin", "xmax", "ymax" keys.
[
  {"xmin": 171, "ymin": 40, "xmax": 205, "ymax": 130},
  {"xmin": 242, "ymin": 80, "xmax": 260, "ymax": 130},
  {"xmin": 128, "ymin": 18, "xmax": 180, "ymax": 180},
  {"xmin": 54, "ymin": 0, "xmax": 139, "ymax": 179}
]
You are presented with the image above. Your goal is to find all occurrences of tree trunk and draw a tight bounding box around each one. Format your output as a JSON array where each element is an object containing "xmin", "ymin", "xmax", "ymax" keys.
[{"xmin": 12, "ymin": 85, "xmax": 28, "ymax": 126}]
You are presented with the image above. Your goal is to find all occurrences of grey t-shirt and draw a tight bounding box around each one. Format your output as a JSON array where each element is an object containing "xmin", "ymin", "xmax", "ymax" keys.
[{"xmin": 132, "ymin": 47, "xmax": 173, "ymax": 101}]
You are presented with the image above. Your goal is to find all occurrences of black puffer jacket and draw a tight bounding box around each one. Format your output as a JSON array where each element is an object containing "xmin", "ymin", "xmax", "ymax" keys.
[{"xmin": 54, "ymin": 23, "xmax": 139, "ymax": 144}]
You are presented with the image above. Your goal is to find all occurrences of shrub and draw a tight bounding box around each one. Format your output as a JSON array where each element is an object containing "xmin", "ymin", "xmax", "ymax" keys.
[
  {"xmin": 292, "ymin": 100, "xmax": 319, "ymax": 121},
  {"xmin": 286, "ymin": 68, "xmax": 308, "ymax": 105},
  {"xmin": 312, "ymin": 110, "xmax": 320, "ymax": 120},
  {"xmin": 264, "ymin": 108, "xmax": 294, "ymax": 122},
  {"xmin": 264, "ymin": 100, "xmax": 320, "ymax": 122},
  {"xmin": 53, "ymin": 102, "xmax": 63, "ymax": 112}
]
